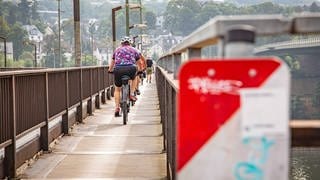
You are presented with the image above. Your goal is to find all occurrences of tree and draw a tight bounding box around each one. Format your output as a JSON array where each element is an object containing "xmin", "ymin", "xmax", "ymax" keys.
[
  {"xmin": 144, "ymin": 11, "xmax": 157, "ymax": 30},
  {"xmin": 61, "ymin": 19, "xmax": 74, "ymax": 52},
  {"xmin": 18, "ymin": 0, "xmax": 32, "ymax": 25},
  {"xmin": 164, "ymin": 0, "xmax": 201, "ymax": 36},
  {"xmin": 310, "ymin": 2, "xmax": 320, "ymax": 12},
  {"xmin": 31, "ymin": 1, "xmax": 40, "ymax": 21},
  {"xmin": 8, "ymin": 23, "xmax": 27, "ymax": 60}
]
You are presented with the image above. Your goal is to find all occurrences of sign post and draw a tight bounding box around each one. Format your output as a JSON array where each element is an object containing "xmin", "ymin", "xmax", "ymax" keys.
[{"xmin": 178, "ymin": 58, "xmax": 290, "ymax": 180}]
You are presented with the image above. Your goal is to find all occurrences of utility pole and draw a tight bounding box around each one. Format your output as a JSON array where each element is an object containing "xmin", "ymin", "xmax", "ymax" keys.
[
  {"xmin": 73, "ymin": 0, "xmax": 81, "ymax": 66},
  {"xmin": 139, "ymin": 0, "xmax": 143, "ymax": 51},
  {"xmin": 125, "ymin": 0, "xmax": 130, "ymax": 36},
  {"xmin": 58, "ymin": 0, "xmax": 62, "ymax": 67}
]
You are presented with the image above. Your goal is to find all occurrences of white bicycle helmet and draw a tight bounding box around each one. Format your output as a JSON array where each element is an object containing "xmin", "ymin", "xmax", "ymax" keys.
[{"xmin": 120, "ymin": 36, "xmax": 132, "ymax": 44}]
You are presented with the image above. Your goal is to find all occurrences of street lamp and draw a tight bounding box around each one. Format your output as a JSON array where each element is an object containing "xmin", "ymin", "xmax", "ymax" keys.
[
  {"xmin": 57, "ymin": 0, "xmax": 62, "ymax": 67},
  {"xmin": 112, "ymin": 2, "xmax": 142, "ymax": 51},
  {"xmin": 112, "ymin": 6, "xmax": 122, "ymax": 51},
  {"xmin": 0, "ymin": 36, "xmax": 7, "ymax": 67}
]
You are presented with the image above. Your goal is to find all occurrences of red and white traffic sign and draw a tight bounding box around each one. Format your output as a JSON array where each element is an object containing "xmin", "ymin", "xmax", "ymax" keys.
[{"xmin": 178, "ymin": 58, "xmax": 290, "ymax": 180}]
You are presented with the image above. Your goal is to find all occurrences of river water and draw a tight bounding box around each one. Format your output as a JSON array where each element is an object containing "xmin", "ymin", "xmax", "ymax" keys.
[{"xmin": 291, "ymin": 147, "xmax": 320, "ymax": 180}]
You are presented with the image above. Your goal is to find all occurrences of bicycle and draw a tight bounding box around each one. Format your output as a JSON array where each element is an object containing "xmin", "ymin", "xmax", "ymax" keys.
[
  {"xmin": 120, "ymin": 75, "xmax": 131, "ymax": 125},
  {"xmin": 109, "ymin": 71, "xmax": 131, "ymax": 125}
]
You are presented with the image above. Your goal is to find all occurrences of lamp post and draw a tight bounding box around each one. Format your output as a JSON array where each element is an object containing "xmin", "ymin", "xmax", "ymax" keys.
[
  {"xmin": 112, "ymin": 6, "xmax": 122, "ymax": 51},
  {"xmin": 57, "ymin": 0, "xmax": 62, "ymax": 67},
  {"xmin": 139, "ymin": 0, "xmax": 142, "ymax": 51},
  {"xmin": 125, "ymin": 0, "xmax": 129, "ymax": 36},
  {"xmin": 112, "ymin": 3, "xmax": 141, "ymax": 51},
  {"xmin": 73, "ymin": 0, "xmax": 81, "ymax": 66},
  {"xmin": 0, "ymin": 36, "xmax": 7, "ymax": 67}
]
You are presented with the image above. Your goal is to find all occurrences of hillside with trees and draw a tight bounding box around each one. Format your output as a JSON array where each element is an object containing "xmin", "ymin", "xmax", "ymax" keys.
[
  {"xmin": 164, "ymin": 0, "xmax": 320, "ymax": 36},
  {"xmin": 228, "ymin": 0, "xmax": 317, "ymax": 5}
]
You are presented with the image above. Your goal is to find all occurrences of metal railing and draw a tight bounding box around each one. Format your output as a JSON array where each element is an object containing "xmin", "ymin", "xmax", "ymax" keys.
[
  {"xmin": 156, "ymin": 67, "xmax": 178, "ymax": 180},
  {"xmin": 156, "ymin": 13, "xmax": 320, "ymax": 180},
  {"xmin": 0, "ymin": 66, "xmax": 114, "ymax": 178}
]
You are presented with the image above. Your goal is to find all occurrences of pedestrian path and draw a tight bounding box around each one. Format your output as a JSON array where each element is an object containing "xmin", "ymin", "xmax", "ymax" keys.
[{"xmin": 19, "ymin": 81, "xmax": 166, "ymax": 179}]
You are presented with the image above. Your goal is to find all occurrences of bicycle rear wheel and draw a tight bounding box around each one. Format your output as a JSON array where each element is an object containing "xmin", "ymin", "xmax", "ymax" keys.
[
  {"xmin": 122, "ymin": 102, "xmax": 128, "ymax": 125},
  {"xmin": 121, "ymin": 84, "xmax": 129, "ymax": 125}
]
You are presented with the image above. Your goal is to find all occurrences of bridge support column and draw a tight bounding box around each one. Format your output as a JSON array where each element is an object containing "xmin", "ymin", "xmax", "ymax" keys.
[
  {"xmin": 76, "ymin": 104, "xmax": 83, "ymax": 123},
  {"xmin": 173, "ymin": 53, "xmax": 181, "ymax": 79},
  {"xmin": 186, "ymin": 47, "xmax": 201, "ymax": 60},
  {"xmin": 95, "ymin": 94, "xmax": 101, "ymax": 109},
  {"xmin": 224, "ymin": 25, "xmax": 256, "ymax": 58},
  {"xmin": 101, "ymin": 90, "xmax": 106, "ymax": 104},
  {"xmin": 87, "ymin": 99, "xmax": 93, "ymax": 116}
]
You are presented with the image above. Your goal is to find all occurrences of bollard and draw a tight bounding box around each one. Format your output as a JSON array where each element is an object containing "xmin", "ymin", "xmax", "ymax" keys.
[{"xmin": 224, "ymin": 25, "xmax": 256, "ymax": 58}]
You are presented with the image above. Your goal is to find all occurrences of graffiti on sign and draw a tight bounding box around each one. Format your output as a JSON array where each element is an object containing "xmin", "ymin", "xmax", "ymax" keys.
[{"xmin": 234, "ymin": 137, "xmax": 275, "ymax": 180}]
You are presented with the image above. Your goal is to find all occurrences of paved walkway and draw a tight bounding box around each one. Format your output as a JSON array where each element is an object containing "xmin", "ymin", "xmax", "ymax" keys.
[{"xmin": 19, "ymin": 81, "xmax": 166, "ymax": 179}]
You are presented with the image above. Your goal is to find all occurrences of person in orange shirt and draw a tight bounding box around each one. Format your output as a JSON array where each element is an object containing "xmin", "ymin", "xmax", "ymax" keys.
[{"xmin": 133, "ymin": 46, "xmax": 146, "ymax": 95}]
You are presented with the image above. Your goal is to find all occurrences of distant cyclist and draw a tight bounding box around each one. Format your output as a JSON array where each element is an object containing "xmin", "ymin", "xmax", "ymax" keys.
[
  {"xmin": 146, "ymin": 58, "xmax": 154, "ymax": 83},
  {"xmin": 108, "ymin": 36, "xmax": 143, "ymax": 117},
  {"xmin": 135, "ymin": 52, "xmax": 146, "ymax": 95}
]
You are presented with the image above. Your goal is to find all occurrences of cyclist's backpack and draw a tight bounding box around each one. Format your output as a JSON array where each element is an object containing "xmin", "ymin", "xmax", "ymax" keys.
[{"xmin": 147, "ymin": 59, "xmax": 153, "ymax": 67}]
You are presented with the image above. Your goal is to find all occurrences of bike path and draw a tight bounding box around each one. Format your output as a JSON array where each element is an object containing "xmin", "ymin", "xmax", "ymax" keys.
[{"xmin": 19, "ymin": 81, "xmax": 166, "ymax": 179}]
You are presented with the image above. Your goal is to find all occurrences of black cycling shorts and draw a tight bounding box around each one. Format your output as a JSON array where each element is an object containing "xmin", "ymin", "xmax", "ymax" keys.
[{"xmin": 114, "ymin": 65, "xmax": 137, "ymax": 87}]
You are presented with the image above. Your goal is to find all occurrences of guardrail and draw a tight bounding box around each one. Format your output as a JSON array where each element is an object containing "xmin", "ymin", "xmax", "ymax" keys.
[
  {"xmin": 156, "ymin": 14, "xmax": 320, "ymax": 180},
  {"xmin": 0, "ymin": 66, "xmax": 114, "ymax": 178},
  {"xmin": 255, "ymin": 36, "xmax": 320, "ymax": 55},
  {"xmin": 156, "ymin": 67, "xmax": 178, "ymax": 180}
]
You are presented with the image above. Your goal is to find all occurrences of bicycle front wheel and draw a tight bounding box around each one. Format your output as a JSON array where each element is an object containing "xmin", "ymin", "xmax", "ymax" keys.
[
  {"xmin": 121, "ymin": 84, "xmax": 130, "ymax": 125},
  {"xmin": 122, "ymin": 102, "xmax": 128, "ymax": 125}
]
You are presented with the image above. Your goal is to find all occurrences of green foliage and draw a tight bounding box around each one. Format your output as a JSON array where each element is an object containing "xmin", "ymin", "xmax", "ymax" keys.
[
  {"xmin": 164, "ymin": 0, "xmax": 317, "ymax": 36},
  {"xmin": 82, "ymin": 54, "xmax": 98, "ymax": 66},
  {"xmin": 164, "ymin": 0, "xmax": 201, "ymax": 35},
  {"xmin": 144, "ymin": 11, "xmax": 157, "ymax": 30},
  {"xmin": 283, "ymin": 55, "xmax": 300, "ymax": 71},
  {"xmin": 18, "ymin": 0, "xmax": 32, "ymax": 25}
]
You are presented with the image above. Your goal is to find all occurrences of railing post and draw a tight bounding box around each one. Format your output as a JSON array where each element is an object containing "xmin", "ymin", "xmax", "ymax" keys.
[
  {"xmin": 62, "ymin": 70, "xmax": 69, "ymax": 135},
  {"xmin": 101, "ymin": 68, "xmax": 106, "ymax": 104},
  {"xmin": 77, "ymin": 69, "xmax": 83, "ymax": 123},
  {"xmin": 95, "ymin": 69, "xmax": 101, "ymax": 109},
  {"xmin": 224, "ymin": 25, "xmax": 256, "ymax": 58},
  {"xmin": 173, "ymin": 53, "xmax": 181, "ymax": 80},
  {"xmin": 40, "ymin": 72, "xmax": 49, "ymax": 151},
  {"xmin": 4, "ymin": 75, "xmax": 17, "ymax": 178},
  {"xmin": 87, "ymin": 69, "xmax": 93, "ymax": 115}
]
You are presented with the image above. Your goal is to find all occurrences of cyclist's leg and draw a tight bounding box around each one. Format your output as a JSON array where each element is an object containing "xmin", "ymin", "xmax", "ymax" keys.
[
  {"xmin": 113, "ymin": 67, "xmax": 124, "ymax": 116},
  {"xmin": 135, "ymin": 75, "xmax": 140, "ymax": 95},
  {"xmin": 128, "ymin": 66, "xmax": 138, "ymax": 99}
]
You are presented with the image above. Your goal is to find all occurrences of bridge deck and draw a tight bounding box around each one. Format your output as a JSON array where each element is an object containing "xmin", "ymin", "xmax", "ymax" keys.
[{"xmin": 19, "ymin": 81, "xmax": 166, "ymax": 179}]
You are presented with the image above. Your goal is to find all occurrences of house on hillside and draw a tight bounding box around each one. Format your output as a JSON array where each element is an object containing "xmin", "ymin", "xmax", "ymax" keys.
[
  {"xmin": 152, "ymin": 33, "xmax": 183, "ymax": 53},
  {"xmin": 23, "ymin": 25, "xmax": 44, "ymax": 61}
]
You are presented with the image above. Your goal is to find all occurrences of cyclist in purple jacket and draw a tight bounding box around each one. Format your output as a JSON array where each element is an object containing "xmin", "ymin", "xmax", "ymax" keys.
[{"xmin": 108, "ymin": 36, "xmax": 143, "ymax": 117}]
